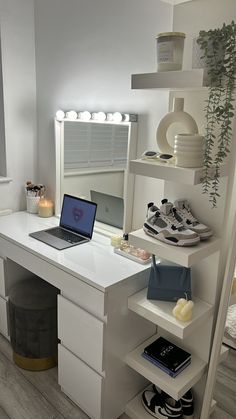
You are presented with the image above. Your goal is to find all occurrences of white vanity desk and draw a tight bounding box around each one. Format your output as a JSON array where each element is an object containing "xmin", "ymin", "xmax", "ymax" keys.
[{"xmin": 0, "ymin": 212, "xmax": 155, "ymax": 419}]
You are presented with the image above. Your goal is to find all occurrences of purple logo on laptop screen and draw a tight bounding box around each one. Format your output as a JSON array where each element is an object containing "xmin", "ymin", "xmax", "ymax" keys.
[{"xmin": 73, "ymin": 206, "xmax": 84, "ymax": 222}]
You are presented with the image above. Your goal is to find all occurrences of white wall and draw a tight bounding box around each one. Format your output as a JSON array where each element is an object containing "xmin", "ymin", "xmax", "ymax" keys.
[
  {"xmin": 0, "ymin": 0, "xmax": 37, "ymax": 211},
  {"xmin": 35, "ymin": 0, "xmax": 173, "ymax": 228}
]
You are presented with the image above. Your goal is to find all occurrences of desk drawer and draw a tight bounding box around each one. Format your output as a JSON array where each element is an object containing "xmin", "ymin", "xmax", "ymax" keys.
[
  {"xmin": 58, "ymin": 344, "xmax": 103, "ymax": 419},
  {"xmin": 0, "ymin": 295, "xmax": 9, "ymax": 338},
  {"xmin": 0, "ymin": 257, "xmax": 6, "ymax": 297},
  {"xmin": 58, "ymin": 295, "xmax": 105, "ymax": 373}
]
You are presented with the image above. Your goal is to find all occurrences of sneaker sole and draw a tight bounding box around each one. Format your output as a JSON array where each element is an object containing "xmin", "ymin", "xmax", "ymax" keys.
[
  {"xmin": 198, "ymin": 231, "xmax": 213, "ymax": 240},
  {"xmin": 143, "ymin": 226, "xmax": 200, "ymax": 247}
]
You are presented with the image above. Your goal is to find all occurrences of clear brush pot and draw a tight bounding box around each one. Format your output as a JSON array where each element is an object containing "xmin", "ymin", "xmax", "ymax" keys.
[{"xmin": 174, "ymin": 134, "xmax": 205, "ymax": 168}]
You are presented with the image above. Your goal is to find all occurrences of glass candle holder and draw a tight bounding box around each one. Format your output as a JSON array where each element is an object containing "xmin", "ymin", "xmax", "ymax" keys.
[{"xmin": 38, "ymin": 199, "xmax": 54, "ymax": 218}]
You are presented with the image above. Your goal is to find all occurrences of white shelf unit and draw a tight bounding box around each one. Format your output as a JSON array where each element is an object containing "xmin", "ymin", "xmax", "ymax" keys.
[
  {"xmin": 128, "ymin": 288, "xmax": 213, "ymax": 339},
  {"xmin": 126, "ymin": 335, "xmax": 207, "ymax": 401},
  {"xmin": 129, "ymin": 159, "xmax": 228, "ymax": 185},
  {"xmin": 124, "ymin": 67, "xmax": 229, "ymax": 419},
  {"xmin": 129, "ymin": 229, "xmax": 220, "ymax": 267},
  {"xmin": 131, "ymin": 70, "xmax": 207, "ymax": 90}
]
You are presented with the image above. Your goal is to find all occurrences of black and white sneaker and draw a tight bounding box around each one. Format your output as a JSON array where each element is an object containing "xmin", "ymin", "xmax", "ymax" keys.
[
  {"xmin": 143, "ymin": 200, "xmax": 200, "ymax": 247},
  {"xmin": 152, "ymin": 385, "xmax": 194, "ymax": 419},
  {"xmin": 181, "ymin": 389, "xmax": 194, "ymax": 419},
  {"xmin": 174, "ymin": 199, "xmax": 213, "ymax": 240},
  {"xmin": 142, "ymin": 390, "xmax": 183, "ymax": 419}
]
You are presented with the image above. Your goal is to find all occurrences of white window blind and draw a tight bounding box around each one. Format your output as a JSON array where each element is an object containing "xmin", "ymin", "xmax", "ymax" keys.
[{"xmin": 64, "ymin": 122, "xmax": 128, "ymax": 170}]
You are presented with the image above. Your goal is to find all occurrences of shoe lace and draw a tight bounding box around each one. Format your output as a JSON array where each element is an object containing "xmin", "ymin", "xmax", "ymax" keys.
[
  {"xmin": 183, "ymin": 207, "xmax": 198, "ymax": 224},
  {"xmin": 161, "ymin": 210, "xmax": 184, "ymax": 230}
]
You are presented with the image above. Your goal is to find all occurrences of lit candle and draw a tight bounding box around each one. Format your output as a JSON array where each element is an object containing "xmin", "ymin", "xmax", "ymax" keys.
[{"xmin": 38, "ymin": 199, "xmax": 54, "ymax": 218}]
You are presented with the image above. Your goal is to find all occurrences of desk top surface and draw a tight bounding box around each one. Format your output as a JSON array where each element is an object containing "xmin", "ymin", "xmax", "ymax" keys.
[{"xmin": 0, "ymin": 212, "xmax": 149, "ymax": 291}]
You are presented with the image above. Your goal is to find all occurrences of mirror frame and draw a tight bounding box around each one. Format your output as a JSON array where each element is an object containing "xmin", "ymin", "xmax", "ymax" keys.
[{"xmin": 54, "ymin": 118, "xmax": 138, "ymax": 233}]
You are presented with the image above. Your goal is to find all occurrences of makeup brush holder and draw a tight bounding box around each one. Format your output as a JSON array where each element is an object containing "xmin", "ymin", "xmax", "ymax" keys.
[{"xmin": 26, "ymin": 196, "xmax": 40, "ymax": 214}]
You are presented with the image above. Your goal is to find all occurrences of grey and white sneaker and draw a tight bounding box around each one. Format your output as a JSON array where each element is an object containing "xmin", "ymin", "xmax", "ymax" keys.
[
  {"xmin": 174, "ymin": 199, "xmax": 213, "ymax": 240},
  {"xmin": 143, "ymin": 200, "xmax": 200, "ymax": 247},
  {"xmin": 142, "ymin": 390, "xmax": 183, "ymax": 419}
]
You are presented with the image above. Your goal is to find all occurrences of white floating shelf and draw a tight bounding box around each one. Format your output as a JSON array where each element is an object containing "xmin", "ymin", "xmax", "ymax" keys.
[
  {"xmin": 128, "ymin": 288, "xmax": 213, "ymax": 339},
  {"xmin": 131, "ymin": 70, "xmax": 208, "ymax": 90},
  {"xmin": 129, "ymin": 159, "xmax": 228, "ymax": 185},
  {"xmin": 129, "ymin": 229, "xmax": 220, "ymax": 267},
  {"xmin": 126, "ymin": 335, "xmax": 207, "ymax": 400}
]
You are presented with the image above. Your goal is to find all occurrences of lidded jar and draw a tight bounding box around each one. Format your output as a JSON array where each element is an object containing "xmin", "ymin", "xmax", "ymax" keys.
[{"xmin": 156, "ymin": 32, "xmax": 186, "ymax": 71}]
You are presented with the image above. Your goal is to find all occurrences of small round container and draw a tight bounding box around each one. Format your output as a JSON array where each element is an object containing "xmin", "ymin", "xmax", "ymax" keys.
[{"xmin": 156, "ymin": 32, "xmax": 186, "ymax": 72}]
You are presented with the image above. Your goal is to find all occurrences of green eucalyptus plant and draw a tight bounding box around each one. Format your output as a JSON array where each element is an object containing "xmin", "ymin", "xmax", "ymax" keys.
[{"xmin": 197, "ymin": 21, "xmax": 236, "ymax": 207}]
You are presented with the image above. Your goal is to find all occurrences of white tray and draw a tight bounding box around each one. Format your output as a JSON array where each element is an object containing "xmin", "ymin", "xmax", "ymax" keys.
[{"xmin": 114, "ymin": 248, "xmax": 151, "ymax": 264}]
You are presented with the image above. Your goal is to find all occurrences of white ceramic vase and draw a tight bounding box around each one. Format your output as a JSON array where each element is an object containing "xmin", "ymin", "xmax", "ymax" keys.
[
  {"xmin": 174, "ymin": 133, "xmax": 204, "ymax": 168},
  {"xmin": 156, "ymin": 98, "xmax": 199, "ymax": 155},
  {"xmin": 26, "ymin": 196, "xmax": 40, "ymax": 214}
]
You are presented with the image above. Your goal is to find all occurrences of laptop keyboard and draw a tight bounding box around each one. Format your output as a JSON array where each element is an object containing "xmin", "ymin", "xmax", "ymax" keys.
[{"xmin": 47, "ymin": 227, "xmax": 85, "ymax": 243}]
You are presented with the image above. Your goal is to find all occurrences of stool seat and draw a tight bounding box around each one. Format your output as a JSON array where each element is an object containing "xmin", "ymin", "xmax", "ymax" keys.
[{"xmin": 9, "ymin": 277, "xmax": 59, "ymax": 371}]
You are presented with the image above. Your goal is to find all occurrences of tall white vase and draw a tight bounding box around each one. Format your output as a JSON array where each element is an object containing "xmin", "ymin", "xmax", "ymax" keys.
[
  {"xmin": 156, "ymin": 98, "xmax": 198, "ymax": 155},
  {"xmin": 174, "ymin": 133, "xmax": 204, "ymax": 168}
]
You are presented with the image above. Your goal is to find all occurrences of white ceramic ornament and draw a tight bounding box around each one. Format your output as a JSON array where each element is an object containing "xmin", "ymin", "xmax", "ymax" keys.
[
  {"xmin": 174, "ymin": 133, "xmax": 204, "ymax": 168},
  {"xmin": 156, "ymin": 98, "xmax": 198, "ymax": 155}
]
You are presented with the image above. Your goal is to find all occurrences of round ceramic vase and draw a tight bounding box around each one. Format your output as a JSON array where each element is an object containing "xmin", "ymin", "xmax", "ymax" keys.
[
  {"xmin": 156, "ymin": 98, "xmax": 199, "ymax": 155},
  {"xmin": 174, "ymin": 133, "xmax": 204, "ymax": 168}
]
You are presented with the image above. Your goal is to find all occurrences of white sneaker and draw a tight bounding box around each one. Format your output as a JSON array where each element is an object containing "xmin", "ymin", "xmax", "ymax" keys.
[
  {"xmin": 174, "ymin": 199, "xmax": 213, "ymax": 240},
  {"xmin": 143, "ymin": 200, "xmax": 200, "ymax": 247}
]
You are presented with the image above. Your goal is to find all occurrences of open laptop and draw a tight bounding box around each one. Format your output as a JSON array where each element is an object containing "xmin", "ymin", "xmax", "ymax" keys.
[
  {"xmin": 29, "ymin": 194, "xmax": 97, "ymax": 250},
  {"xmin": 90, "ymin": 190, "xmax": 124, "ymax": 229}
]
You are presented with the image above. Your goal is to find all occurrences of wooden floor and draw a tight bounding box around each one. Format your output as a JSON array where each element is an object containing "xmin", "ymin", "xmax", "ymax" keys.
[
  {"xmin": 0, "ymin": 334, "xmax": 235, "ymax": 419},
  {"xmin": 212, "ymin": 347, "xmax": 236, "ymax": 418},
  {"xmin": 0, "ymin": 335, "xmax": 88, "ymax": 419}
]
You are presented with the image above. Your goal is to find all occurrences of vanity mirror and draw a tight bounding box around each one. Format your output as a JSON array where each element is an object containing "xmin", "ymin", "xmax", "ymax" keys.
[{"xmin": 55, "ymin": 111, "xmax": 138, "ymax": 234}]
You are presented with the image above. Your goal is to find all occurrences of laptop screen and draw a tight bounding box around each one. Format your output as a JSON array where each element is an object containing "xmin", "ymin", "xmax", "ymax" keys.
[
  {"xmin": 60, "ymin": 194, "xmax": 97, "ymax": 239},
  {"xmin": 90, "ymin": 190, "xmax": 124, "ymax": 229}
]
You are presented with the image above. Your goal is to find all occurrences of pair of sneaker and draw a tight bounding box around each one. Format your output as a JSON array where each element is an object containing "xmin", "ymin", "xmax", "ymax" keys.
[
  {"xmin": 142, "ymin": 385, "xmax": 194, "ymax": 419},
  {"xmin": 143, "ymin": 198, "xmax": 212, "ymax": 247}
]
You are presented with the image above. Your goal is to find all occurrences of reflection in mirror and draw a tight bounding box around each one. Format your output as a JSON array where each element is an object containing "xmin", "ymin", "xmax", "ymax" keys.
[{"xmin": 55, "ymin": 117, "xmax": 138, "ymax": 234}]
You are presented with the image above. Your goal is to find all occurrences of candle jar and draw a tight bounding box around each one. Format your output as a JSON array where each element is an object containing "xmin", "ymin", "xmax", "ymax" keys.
[{"xmin": 38, "ymin": 199, "xmax": 54, "ymax": 218}]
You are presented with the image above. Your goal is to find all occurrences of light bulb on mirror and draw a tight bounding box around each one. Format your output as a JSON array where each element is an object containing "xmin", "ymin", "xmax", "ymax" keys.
[
  {"xmin": 97, "ymin": 112, "xmax": 106, "ymax": 122},
  {"xmin": 66, "ymin": 110, "xmax": 78, "ymax": 120},
  {"xmin": 56, "ymin": 110, "xmax": 65, "ymax": 121},
  {"xmin": 79, "ymin": 111, "xmax": 91, "ymax": 121},
  {"xmin": 112, "ymin": 112, "xmax": 123, "ymax": 123},
  {"xmin": 124, "ymin": 114, "xmax": 130, "ymax": 122},
  {"xmin": 106, "ymin": 113, "xmax": 113, "ymax": 121},
  {"xmin": 92, "ymin": 112, "xmax": 98, "ymax": 120}
]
